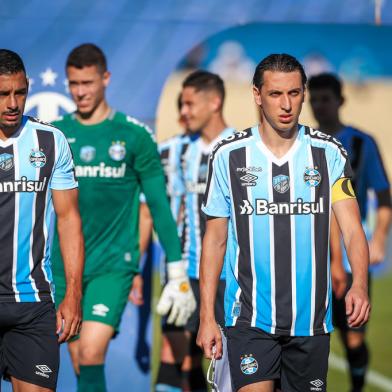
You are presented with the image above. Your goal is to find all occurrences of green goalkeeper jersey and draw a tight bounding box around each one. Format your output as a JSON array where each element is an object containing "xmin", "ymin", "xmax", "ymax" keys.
[{"xmin": 51, "ymin": 110, "xmax": 181, "ymax": 277}]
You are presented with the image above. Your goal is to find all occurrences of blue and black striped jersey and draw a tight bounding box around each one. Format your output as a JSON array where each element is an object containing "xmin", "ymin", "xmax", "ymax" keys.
[
  {"xmin": 202, "ymin": 125, "xmax": 352, "ymax": 336},
  {"xmin": 336, "ymin": 126, "xmax": 390, "ymax": 271},
  {"xmin": 181, "ymin": 127, "xmax": 235, "ymax": 279},
  {"xmin": 0, "ymin": 116, "xmax": 77, "ymax": 303}
]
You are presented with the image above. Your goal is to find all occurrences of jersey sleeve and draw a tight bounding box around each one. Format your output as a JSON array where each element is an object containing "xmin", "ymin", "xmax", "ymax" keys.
[
  {"xmin": 202, "ymin": 151, "xmax": 230, "ymax": 217},
  {"xmin": 50, "ymin": 132, "xmax": 78, "ymax": 190},
  {"xmin": 134, "ymin": 127, "xmax": 163, "ymax": 180},
  {"xmin": 365, "ymin": 136, "xmax": 390, "ymax": 192},
  {"xmin": 328, "ymin": 141, "xmax": 353, "ymax": 186}
]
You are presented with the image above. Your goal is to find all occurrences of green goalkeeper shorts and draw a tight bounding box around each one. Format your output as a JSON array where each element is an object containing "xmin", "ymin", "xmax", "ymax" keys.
[{"xmin": 54, "ymin": 270, "xmax": 135, "ymax": 333}]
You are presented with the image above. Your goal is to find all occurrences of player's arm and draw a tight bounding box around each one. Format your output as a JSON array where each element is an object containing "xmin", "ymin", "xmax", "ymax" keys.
[
  {"xmin": 365, "ymin": 137, "xmax": 392, "ymax": 264},
  {"xmin": 53, "ymin": 188, "xmax": 84, "ymax": 342},
  {"xmin": 330, "ymin": 211, "xmax": 346, "ymax": 299},
  {"xmin": 332, "ymin": 178, "xmax": 370, "ymax": 328},
  {"xmin": 196, "ymin": 216, "xmax": 227, "ymax": 360},
  {"xmin": 135, "ymin": 128, "xmax": 196, "ymax": 325},
  {"xmin": 129, "ymin": 201, "xmax": 153, "ymax": 306},
  {"xmin": 369, "ymin": 191, "xmax": 392, "ymax": 264}
]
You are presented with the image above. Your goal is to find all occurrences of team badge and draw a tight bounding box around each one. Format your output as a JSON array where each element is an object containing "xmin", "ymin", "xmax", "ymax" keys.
[
  {"xmin": 304, "ymin": 167, "xmax": 321, "ymax": 187},
  {"xmin": 273, "ymin": 174, "xmax": 290, "ymax": 193},
  {"xmin": 0, "ymin": 153, "xmax": 14, "ymax": 171},
  {"xmin": 80, "ymin": 146, "xmax": 96, "ymax": 162},
  {"xmin": 29, "ymin": 149, "xmax": 46, "ymax": 168},
  {"xmin": 108, "ymin": 141, "xmax": 126, "ymax": 161},
  {"xmin": 240, "ymin": 354, "xmax": 259, "ymax": 375}
]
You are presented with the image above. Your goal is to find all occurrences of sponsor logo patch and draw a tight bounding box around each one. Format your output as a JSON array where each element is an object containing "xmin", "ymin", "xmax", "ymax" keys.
[
  {"xmin": 29, "ymin": 149, "xmax": 46, "ymax": 168},
  {"xmin": 92, "ymin": 304, "xmax": 110, "ymax": 317},
  {"xmin": 80, "ymin": 145, "xmax": 96, "ymax": 162},
  {"xmin": 240, "ymin": 354, "xmax": 258, "ymax": 375},
  {"xmin": 304, "ymin": 167, "xmax": 321, "ymax": 187},
  {"xmin": 239, "ymin": 198, "xmax": 325, "ymax": 215},
  {"xmin": 236, "ymin": 166, "xmax": 262, "ymax": 173},
  {"xmin": 231, "ymin": 301, "xmax": 242, "ymax": 318},
  {"xmin": 35, "ymin": 364, "xmax": 52, "ymax": 378},
  {"xmin": 240, "ymin": 173, "xmax": 258, "ymax": 187},
  {"xmin": 310, "ymin": 379, "xmax": 324, "ymax": 391},
  {"xmin": 109, "ymin": 141, "xmax": 126, "ymax": 161},
  {"xmin": 273, "ymin": 174, "xmax": 290, "ymax": 193},
  {"xmin": 0, "ymin": 153, "xmax": 14, "ymax": 171}
]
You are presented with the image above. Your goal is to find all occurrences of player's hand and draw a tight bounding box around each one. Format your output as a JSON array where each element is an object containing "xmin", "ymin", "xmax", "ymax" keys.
[
  {"xmin": 156, "ymin": 261, "xmax": 196, "ymax": 326},
  {"xmin": 345, "ymin": 285, "xmax": 370, "ymax": 328},
  {"xmin": 197, "ymin": 318, "xmax": 222, "ymax": 359},
  {"xmin": 129, "ymin": 274, "xmax": 144, "ymax": 306},
  {"xmin": 56, "ymin": 290, "xmax": 82, "ymax": 343},
  {"xmin": 369, "ymin": 235, "xmax": 386, "ymax": 265},
  {"xmin": 331, "ymin": 258, "xmax": 347, "ymax": 299}
]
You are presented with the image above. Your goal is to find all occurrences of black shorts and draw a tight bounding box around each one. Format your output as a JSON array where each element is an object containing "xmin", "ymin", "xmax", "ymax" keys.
[
  {"xmin": 0, "ymin": 302, "xmax": 59, "ymax": 389},
  {"xmin": 333, "ymin": 272, "xmax": 371, "ymax": 333},
  {"xmin": 227, "ymin": 324, "xmax": 330, "ymax": 392},
  {"xmin": 162, "ymin": 278, "xmax": 225, "ymax": 334}
]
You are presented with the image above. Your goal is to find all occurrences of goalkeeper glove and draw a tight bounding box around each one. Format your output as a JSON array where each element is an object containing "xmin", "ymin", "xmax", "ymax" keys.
[{"xmin": 156, "ymin": 261, "xmax": 196, "ymax": 326}]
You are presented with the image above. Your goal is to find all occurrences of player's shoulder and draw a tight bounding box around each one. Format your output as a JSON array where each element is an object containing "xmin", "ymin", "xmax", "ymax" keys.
[
  {"xmin": 341, "ymin": 125, "xmax": 378, "ymax": 147},
  {"xmin": 112, "ymin": 111, "xmax": 155, "ymax": 137},
  {"xmin": 303, "ymin": 125, "xmax": 348, "ymax": 158},
  {"xmin": 26, "ymin": 115, "xmax": 67, "ymax": 140},
  {"xmin": 159, "ymin": 133, "xmax": 189, "ymax": 149},
  {"xmin": 210, "ymin": 127, "xmax": 253, "ymax": 161}
]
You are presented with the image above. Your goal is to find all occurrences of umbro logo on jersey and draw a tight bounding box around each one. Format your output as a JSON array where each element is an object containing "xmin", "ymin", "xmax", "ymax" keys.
[
  {"xmin": 273, "ymin": 174, "xmax": 290, "ymax": 193},
  {"xmin": 240, "ymin": 173, "xmax": 258, "ymax": 187},
  {"xmin": 35, "ymin": 364, "xmax": 52, "ymax": 378},
  {"xmin": 309, "ymin": 379, "xmax": 324, "ymax": 391},
  {"xmin": 0, "ymin": 153, "xmax": 14, "ymax": 171},
  {"xmin": 92, "ymin": 304, "xmax": 110, "ymax": 317},
  {"xmin": 239, "ymin": 198, "xmax": 325, "ymax": 215}
]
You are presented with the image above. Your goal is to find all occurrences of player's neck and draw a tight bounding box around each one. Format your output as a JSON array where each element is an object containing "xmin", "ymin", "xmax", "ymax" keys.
[
  {"xmin": 75, "ymin": 101, "xmax": 111, "ymax": 125},
  {"xmin": 200, "ymin": 116, "xmax": 227, "ymax": 144},
  {"xmin": 0, "ymin": 122, "xmax": 22, "ymax": 141},
  {"xmin": 317, "ymin": 119, "xmax": 344, "ymax": 136},
  {"xmin": 259, "ymin": 121, "xmax": 298, "ymax": 159}
]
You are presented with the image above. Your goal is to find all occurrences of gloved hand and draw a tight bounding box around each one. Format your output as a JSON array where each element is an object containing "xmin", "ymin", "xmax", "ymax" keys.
[{"xmin": 156, "ymin": 261, "xmax": 196, "ymax": 326}]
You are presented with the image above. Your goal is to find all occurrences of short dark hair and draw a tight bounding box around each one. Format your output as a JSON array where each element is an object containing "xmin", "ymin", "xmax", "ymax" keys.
[
  {"xmin": 182, "ymin": 70, "xmax": 225, "ymax": 105},
  {"xmin": 66, "ymin": 43, "xmax": 107, "ymax": 73},
  {"xmin": 308, "ymin": 73, "xmax": 343, "ymax": 99},
  {"xmin": 253, "ymin": 53, "xmax": 307, "ymax": 89},
  {"xmin": 0, "ymin": 49, "xmax": 26, "ymax": 76}
]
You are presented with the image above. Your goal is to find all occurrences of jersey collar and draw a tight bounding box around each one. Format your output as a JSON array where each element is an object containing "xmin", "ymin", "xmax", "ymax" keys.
[
  {"xmin": 253, "ymin": 124, "xmax": 304, "ymax": 166},
  {"xmin": 0, "ymin": 116, "xmax": 29, "ymax": 148}
]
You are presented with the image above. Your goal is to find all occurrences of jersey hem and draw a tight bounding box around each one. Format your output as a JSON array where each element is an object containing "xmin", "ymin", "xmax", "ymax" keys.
[
  {"xmin": 0, "ymin": 295, "xmax": 53, "ymax": 303},
  {"xmin": 226, "ymin": 320, "xmax": 333, "ymax": 336}
]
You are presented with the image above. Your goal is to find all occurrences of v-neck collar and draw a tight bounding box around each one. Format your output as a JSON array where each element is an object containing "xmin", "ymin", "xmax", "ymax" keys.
[
  {"xmin": 0, "ymin": 116, "xmax": 29, "ymax": 148},
  {"xmin": 253, "ymin": 124, "xmax": 303, "ymax": 166}
]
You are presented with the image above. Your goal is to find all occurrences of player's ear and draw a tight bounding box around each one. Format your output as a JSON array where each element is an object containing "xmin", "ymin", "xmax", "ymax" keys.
[
  {"xmin": 302, "ymin": 87, "xmax": 306, "ymax": 103},
  {"xmin": 103, "ymin": 71, "xmax": 111, "ymax": 87},
  {"xmin": 253, "ymin": 85, "xmax": 262, "ymax": 107},
  {"xmin": 339, "ymin": 95, "xmax": 345, "ymax": 107}
]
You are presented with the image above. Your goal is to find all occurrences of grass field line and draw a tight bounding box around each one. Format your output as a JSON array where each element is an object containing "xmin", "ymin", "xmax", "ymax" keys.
[{"xmin": 329, "ymin": 352, "xmax": 392, "ymax": 391}]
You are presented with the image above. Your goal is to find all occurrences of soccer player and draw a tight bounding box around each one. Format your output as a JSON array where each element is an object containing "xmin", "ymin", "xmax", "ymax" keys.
[
  {"xmin": 0, "ymin": 49, "xmax": 83, "ymax": 392},
  {"xmin": 156, "ymin": 71, "xmax": 234, "ymax": 392},
  {"xmin": 309, "ymin": 73, "xmax": 392, "ymax": 392},
  {"xmin": 51, "ymin": 43, "xmax": 195, "ymax": 392},
  {"xmin": 197, "ymin": 54, "xmax": 370, "ymax": 392}
]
